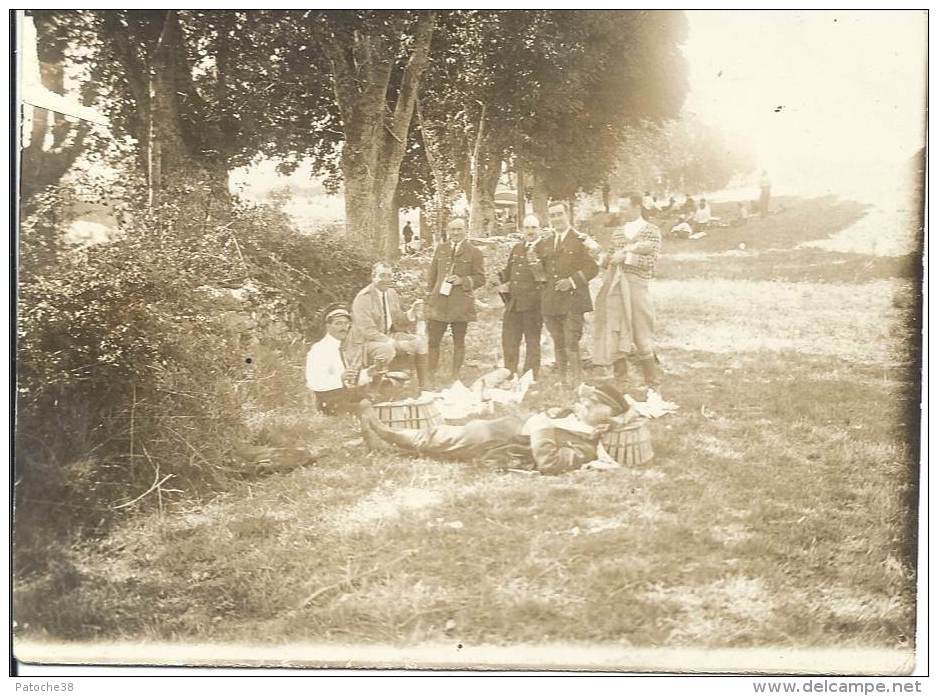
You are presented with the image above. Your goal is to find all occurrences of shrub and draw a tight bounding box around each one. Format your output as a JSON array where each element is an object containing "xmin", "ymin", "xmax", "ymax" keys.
[{"xmin": 15, "ymin": 181, "xmax": 373, "ymax": 551}]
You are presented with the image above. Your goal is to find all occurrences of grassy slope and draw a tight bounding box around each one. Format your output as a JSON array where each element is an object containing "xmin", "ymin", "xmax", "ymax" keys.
[{"xmin": 15, "ymin": 196, "xmax": 921, "ymax": 651}]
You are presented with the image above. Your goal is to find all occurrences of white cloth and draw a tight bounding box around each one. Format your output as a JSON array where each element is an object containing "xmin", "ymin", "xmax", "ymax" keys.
[
  {"xmin": 622, "ymin": 216, "xmax": 646, "ymax": 241},
  {"xmin": 306, "ymin": 334, "xmax": 345, "ymax": 392},
  {"xmin": 694, "ymin": 206, "xmax": 712, "ymax": 224}
]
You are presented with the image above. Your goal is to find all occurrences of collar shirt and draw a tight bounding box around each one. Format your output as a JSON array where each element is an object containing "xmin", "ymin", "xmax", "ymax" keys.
[{"xmin": 305, "ymin": 333, "xmax": 346, "ymax": 392}]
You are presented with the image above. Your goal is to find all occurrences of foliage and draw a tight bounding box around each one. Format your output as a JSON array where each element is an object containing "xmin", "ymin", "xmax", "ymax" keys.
[
  {"xmin": 15, "ymin": 178, "xmax": 373, "ymax": 549},
  {"xmin": 611, "ymin": 117, "xmax": 755, "ymax": 195}
]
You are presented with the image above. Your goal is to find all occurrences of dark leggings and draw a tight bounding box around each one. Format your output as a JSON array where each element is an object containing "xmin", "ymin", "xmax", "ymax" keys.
[{"xmin": 427, "ymin": 320, "xmax": 468, "ymax": 377}]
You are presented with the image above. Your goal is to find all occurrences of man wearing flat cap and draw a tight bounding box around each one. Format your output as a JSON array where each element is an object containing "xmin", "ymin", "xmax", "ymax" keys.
[
  {"xmin": 425, "ymin": 217, "xmax": 486, "ymax": 383},
  {"xmin": 305, "ymin": 303, "xmax": 377, "ymax": 415},
  {"xmin": 498, "ymin": 213, "xmax": 546, "ymax": 379},
  {"xmin": 357, "ymin": 382, "xmax": 634, "ymax": 474}
]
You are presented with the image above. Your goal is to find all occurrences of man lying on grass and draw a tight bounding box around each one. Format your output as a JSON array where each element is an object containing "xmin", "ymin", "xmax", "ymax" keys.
[{"xmin": 358, "ymin": 382, "xmax": 636, "ymax": 474}]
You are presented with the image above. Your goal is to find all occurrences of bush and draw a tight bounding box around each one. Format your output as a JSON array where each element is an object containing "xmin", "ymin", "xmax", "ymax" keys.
[{"xmin": 15, "ymin": 181, "xmax": 373, "ymax": 551}]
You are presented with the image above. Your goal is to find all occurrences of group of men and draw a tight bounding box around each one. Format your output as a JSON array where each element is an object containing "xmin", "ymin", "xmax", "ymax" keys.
[
  {"xmin": 304, "ymin": 192, "xmax": 662, "ymax": 475},
  {"xmin": 306, "ymin": 192, "xmax": 663, "ymax": 417},
  {"xmin": 498, "ymin": 194, "xmax": 662, "ymax": 392}
]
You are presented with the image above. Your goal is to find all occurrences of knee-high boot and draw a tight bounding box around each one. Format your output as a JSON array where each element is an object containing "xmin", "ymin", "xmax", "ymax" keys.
[{"xmin": 414, "ymin": 354, "xmax": 429, "ymax": 393}]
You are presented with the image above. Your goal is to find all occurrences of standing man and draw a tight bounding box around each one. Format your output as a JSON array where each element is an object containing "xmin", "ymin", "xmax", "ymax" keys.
[
  {"xmin": 536, "ymin": 201, "xmax": 598, "ymax": 387},
  {"xmin": 615, "ymin": 193, "xmax": 663, "ymax": 392},
  {"xmin": 759, "ymin": 170, "xmax": 772, "ymax": 217},
  {"xmin": 348, "ymin": 262, "xmax": 429, "ymax": 391},
  {"xmin": 401, "ymin": 220, "xmax": 414, "ymax": 254},
  {"xmin": 426, "ymin": 218, "xmax": 486, "ymax": 383},
  {"xmin": 498, "ymin": 214, "xmax": 546, "ymax": 379}
]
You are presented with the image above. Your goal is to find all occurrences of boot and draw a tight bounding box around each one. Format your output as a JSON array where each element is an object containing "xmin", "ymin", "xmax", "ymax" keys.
[
  {"xmin": 414, "ymin": 354, "xmax": 429, "ymax": 394},
  {"xmin": 638, "ymin": 356, "xmax": 661, "ymax": 391}
]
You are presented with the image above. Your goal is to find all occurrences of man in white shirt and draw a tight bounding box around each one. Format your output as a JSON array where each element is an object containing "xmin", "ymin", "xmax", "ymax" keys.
[{"xmin": 306, "ymin": 303, "xmax": 374, "ymax": 415}]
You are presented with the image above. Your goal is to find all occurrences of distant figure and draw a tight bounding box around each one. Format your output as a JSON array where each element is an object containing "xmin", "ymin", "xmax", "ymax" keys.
[
  {"xmin": 642, "ymin": 191, "xmax": 654, "ymax": 210},
  {"xmin": 735, "ymin": 201, "xmax": 750, "ymax": 226},
  {"xmin": 694, "ymin": 198, "xmax": 713, "ymax": 226},
  {"xmin": 759, "ymin": 170, "xmax": 772, "ymax": 217},
  {"xmin": 681, "ymin": 195, "xmax": 696, "ymax": 215},
  {"xmin": 402, "ymin": 221, "xmax": 414, "ymax": 253}
]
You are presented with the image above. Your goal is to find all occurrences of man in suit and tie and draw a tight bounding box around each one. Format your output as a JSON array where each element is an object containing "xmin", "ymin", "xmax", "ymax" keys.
[
  {"xmin": 535, "ymin": 201, "xmax": 599, "ymax": 387},
  {"xmin": 498, "ymin": 214, "xmax": 546, "ymax": 379},
  {"xmin": 349, "ymin": 262, "xmax": 429, "ymax": 391},
  {"xmin": 426, "ymin": 217, "xmax": 486, "ymax": 383}
]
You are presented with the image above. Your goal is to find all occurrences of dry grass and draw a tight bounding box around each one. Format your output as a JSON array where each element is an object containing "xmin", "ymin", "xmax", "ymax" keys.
[{"xmin": 14, "ymin": 195, "xmax": 921, "ymax": 657}]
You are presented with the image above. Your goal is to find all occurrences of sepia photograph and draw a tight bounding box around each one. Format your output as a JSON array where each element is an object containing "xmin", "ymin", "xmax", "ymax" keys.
[{"xmin": 11, "ymin": 8, "xmax": 927, "ymax": 675}]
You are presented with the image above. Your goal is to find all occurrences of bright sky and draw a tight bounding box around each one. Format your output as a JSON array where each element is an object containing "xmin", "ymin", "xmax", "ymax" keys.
[{"xmin": 683, "ymin": 10, "xmax": 926, "ymax": 198}]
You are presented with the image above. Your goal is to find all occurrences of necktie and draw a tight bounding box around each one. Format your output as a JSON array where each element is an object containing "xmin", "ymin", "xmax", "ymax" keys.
[
  {"xmin": 553, "ymin": 233, "xmax": 560, "ymax": 251},
  {"xmin": 382, "ymin": 291, "xmax": 392, "ymax": 333}
]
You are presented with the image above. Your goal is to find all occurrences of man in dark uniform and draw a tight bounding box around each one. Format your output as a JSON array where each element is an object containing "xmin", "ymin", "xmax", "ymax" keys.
[
  {"xmin": 426, "ymin": 217, "xmax": 486, "ymax": 383},
  {"xmin": 358, "ymin": 382, "xmax": 631, "ymax": 474},
  {"xmin": 535, "ymin": 201, "xmax": 599, "ymax": 386},
  {"xmin": 498, "ymin": 213, "xmax": 546, "ymax": 379}
]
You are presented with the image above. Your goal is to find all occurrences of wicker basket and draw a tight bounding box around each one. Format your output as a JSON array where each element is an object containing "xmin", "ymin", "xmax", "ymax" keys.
[
  {"xmin": 601, "ymin": 419, "xmax": 654, "ymax": 466},
  {"xmin": 374, "ymin": 398, "xmax": 443, "ymax": 432}
]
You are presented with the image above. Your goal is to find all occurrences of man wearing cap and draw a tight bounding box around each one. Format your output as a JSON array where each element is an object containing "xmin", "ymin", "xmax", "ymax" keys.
[
  {"xmin": 358, "ymin": 382, "xmax": 633, "ymax": 474},
  {"xmin": 426, "ymin": 217, "xmax": 486, "ymax": 383},
  {"xmin": 498, "ymin": 214, "xmax": 546, "ymax": 379},
  {"xmin": 349, "ymin": 262, "xmax": 429, "ymax": 391},
  {"xmin": 306, "ymin": 303, "xmax": 376, "ymax": 415},
  {"xmin": 535, "ymin": 201, "xmax": 599, "ymax": 387}
]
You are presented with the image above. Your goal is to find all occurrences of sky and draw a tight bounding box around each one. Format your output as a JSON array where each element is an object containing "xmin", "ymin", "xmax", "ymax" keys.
[
  {"xmin": 19, "ymin": 10, "xmax": 928, "ymax": 202},
  {"xmin": 683, "ymin": 10, "xmax": 927, "ymax": 198}
]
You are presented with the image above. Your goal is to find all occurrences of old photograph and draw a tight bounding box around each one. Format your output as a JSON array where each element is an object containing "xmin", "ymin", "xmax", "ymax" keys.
[{"xmin": 12, "ymin": 9, "xmax": 926, "ymax": 673}]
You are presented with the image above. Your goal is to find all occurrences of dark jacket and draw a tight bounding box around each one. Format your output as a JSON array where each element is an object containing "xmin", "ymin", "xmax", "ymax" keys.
[
  {"xmin": 499, "ymin": 240, "xmax": 544, "ymax": 314},
  {"xmin": 426, "ymin": 240, "xmax": 486, "ymax": 323},
  {"xmin": 535, "ymin": 229, "xmax": 599, "ymax": 316}
]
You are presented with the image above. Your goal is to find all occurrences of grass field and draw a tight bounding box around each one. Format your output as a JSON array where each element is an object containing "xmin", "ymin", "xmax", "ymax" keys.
[{"xmin": 14, "ymin": 196, "xmax": 922, "ymax": 664}]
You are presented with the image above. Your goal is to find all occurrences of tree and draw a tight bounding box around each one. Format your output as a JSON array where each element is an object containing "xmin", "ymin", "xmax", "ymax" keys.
[
  {"xmin": 416, "ymin": 11, "xmax": 689, "ymax": 229},
  {"xmin": 20, "ymin": 11, "xmax": 92, "ymax": 213}
]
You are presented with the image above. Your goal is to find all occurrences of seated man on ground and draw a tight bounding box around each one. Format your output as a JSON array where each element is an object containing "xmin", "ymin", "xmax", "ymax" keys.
[
  {"xmin": 306, "ymin": 303, "xmax": 379, "ymax": 415},
  {"xmin": 358, "ymin": 382, "xmax": 634, "ymax": 475},
  {"xmin": 349, "ymin": 262, "xmax": 429, "ymax": 392}
]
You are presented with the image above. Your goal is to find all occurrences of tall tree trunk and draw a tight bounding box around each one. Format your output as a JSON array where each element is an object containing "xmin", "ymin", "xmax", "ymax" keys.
[
  {"xmin": 515, "ymin": 161, "xmax": 525, "ymax": 230},
  {"xmin": 532, "ymin": 171, "xmax": 549, "ymax": 228},
  {"xmin": 467, "ymin": 104, "xmax": 487, "ymax": 236},
  {"xmin": 326, "ymin": 13, "xmax": 436, "ymax": 257},
  {"xmin": 416, "ymin": 94, "xmax": 454, "ymax": 245},
  {"xmin": 386, "ymin": 188, "xmax": 401, "ymax": 260},
  {"xmin": 20, "ymin": 11, "xmax": 90, "ymax": 213},
  {"xmin": 102, "ymin": 11, "xmax": 229, "ymax": 207}
]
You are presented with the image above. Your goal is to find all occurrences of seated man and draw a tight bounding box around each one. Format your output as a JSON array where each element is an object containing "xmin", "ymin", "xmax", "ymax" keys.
[
  {"xmin": 306, "ymin": 303, "xmax": 375, "ymax": 415},
  {"xmin": 358, "ymin": 382, "xmax": 634, "ymax": 475},
  {"xmin": 349, "ymin": 262, "xmax": 429, "ymax": 391}
]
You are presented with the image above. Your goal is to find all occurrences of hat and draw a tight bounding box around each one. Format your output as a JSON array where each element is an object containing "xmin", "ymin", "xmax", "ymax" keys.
[
  {"xmin": 447, "ymin": 218, "xmax": 467, "ymax": 230},
  {"xmin": 322, "ymin": 302, "xmax": 351, "ymax": 323},
  {"xmin": 578, "ymin": 382, "xmax": 629, "ymax": 416}
]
